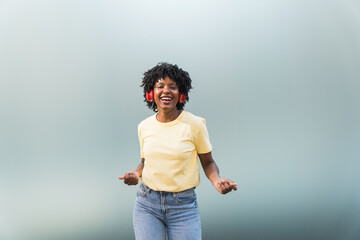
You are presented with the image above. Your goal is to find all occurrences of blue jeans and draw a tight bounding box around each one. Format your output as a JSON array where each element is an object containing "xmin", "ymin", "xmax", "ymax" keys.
[{"xmin": 133, "ymin": 183, "xmax": 201, "ymax": 240}]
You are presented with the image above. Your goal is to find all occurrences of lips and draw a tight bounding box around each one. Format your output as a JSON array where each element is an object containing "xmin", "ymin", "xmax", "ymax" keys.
[{"xmin": 160, "ymin": 96, "xmax": 173, "ymax": 102}]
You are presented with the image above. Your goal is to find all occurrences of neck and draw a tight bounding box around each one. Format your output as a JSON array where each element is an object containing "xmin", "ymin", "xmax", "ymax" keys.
[{"xmin": 156, "ymin": 109, "xmax": 182, "ymax": 123}]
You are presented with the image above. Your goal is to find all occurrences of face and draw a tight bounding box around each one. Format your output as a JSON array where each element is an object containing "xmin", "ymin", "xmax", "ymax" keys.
[{"xmin": 153, "ymin": 76, "xmax": 180, "ymax": 113}]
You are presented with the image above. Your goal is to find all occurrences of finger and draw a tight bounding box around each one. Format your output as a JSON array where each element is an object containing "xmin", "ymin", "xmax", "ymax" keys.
[
  {"xmin": 127, "ymin": 179, "xmax": 134, "ymax": 185},
  {"xmin": 124, "ymin": 174, "xmax": 132, "ymax": 184},
  {"xmin": 222, "ymin": 181, "xmax": 231, "ymax": 193},
  {"xmin": 224, "ymin": 179, "xmax": 239, "ymax": 194},
  {"xmin": 127, "ymin": 172, "xmax": 137, "ymax": 179},
  {"xmin": 219, "ymin": 180, "xmax": 228, "ymax": 194},
  {"xmin": 118, "ymin": 175, "xmax": 125, "ymax": 180},
  {"xmin": 224, "ymin": 179, "xmax": 238, "ymax": 191},
  {"xmin": 127, "ymin": 174, "xmax": 140, "ymax": 185},
  {"xmin": 128, "ymin": 176, "xmax": 137, "ymax": 185},
  {"xmin": 129, "ymin": 178, "xmax": 139, "ymax": 185},
  {"xmin": 224, "ymin": 181, "xmax": 231, "ymax": 189}
]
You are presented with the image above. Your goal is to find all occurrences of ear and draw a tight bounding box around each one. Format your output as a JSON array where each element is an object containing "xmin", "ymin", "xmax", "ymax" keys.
[
  {"xmin": 179, "ymin": 92, "xmax": 186, "ymax": 103},
  {"xmin": 146, "ymin": 90, "xmax": 154, "ymax": 102}
]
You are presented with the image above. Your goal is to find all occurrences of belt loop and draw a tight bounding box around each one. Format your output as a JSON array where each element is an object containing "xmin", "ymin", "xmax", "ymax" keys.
[
  {"xmin": 144, "ymin": 184, "xmax": 151, "ymax": 194},
  {"xmin": 142, "ymin": 183, "xmax": 151, "ymax": 194}
]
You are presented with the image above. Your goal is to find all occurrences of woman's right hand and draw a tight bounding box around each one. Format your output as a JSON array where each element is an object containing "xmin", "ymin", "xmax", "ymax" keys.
[{"xmin": 118, "ymin": 171, "xmax": 140, "ymax": 185}]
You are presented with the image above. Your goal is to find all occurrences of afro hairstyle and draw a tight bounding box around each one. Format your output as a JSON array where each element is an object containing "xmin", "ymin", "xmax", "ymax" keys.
[{"xmin": 141, "ymin": 62, "xmax": 192, "ymax": 112}]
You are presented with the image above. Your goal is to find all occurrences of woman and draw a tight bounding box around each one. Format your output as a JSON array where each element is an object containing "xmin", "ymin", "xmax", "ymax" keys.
[{"xmin": 119, "ymin": 62, "xmax": 237, "ymax": 240}]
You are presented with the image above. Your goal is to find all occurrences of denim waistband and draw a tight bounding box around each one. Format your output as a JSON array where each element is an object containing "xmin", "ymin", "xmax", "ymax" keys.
[{"xmin": 140, "ymin": 182, "xmax": 195, "ymax": 196}]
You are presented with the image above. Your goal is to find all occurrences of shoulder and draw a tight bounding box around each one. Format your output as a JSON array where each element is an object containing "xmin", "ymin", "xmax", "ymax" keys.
[
  {"xmin": 138, "ymin": 114, "xmax": 156, "ymax": 130},
  {"xmin": 182, "ymin": 111, "xmax": 207, "ymax": 126}
]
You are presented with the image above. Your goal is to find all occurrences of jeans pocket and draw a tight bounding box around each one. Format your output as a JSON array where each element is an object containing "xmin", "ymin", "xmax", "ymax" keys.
[
  {"xmin": 176, "ymin": 190, "xmax": 196, "ymax": 204},
  {"xmin": 137, "ymin": 184, "xmax": 147, "ymax": 197}
]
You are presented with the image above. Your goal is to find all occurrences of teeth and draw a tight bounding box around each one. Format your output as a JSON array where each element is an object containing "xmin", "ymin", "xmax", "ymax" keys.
[{"xmin": 161, "ymin": 98, "xmax": 171, "ymax": 101}]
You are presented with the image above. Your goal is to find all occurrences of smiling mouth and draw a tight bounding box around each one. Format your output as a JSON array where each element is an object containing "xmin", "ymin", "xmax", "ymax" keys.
[{"xmin": 160, "ymin": 97, "xmax": 173, "ymax": 102}]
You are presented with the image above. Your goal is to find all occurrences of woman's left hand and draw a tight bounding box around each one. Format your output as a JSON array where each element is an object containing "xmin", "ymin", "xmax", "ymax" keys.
[{"xmin": 212, "ymin": 178, "xmax": 237, "ymax": 194}]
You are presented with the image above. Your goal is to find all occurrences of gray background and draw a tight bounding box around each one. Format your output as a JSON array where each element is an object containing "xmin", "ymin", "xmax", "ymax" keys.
[{"xmin": 1, "ymin": 0, "xmax": 359, "ymax": 239}]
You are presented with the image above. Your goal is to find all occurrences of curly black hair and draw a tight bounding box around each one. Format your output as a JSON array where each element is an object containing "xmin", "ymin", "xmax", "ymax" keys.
[{"xmin": 141, "ymin": 62, "xmax": 192, "ymax": 112}]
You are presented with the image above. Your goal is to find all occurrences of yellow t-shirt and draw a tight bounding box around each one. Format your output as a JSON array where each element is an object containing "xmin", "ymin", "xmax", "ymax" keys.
[{"xmin": 138, "ymin": 111, "xmax": 212, "ymax": 192}]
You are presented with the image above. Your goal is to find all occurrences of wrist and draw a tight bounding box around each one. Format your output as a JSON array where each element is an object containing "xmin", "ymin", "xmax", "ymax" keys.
[
  {"xmin": 134, "ymin": 170, "xmax": 141, "ymax": 178},
  {"xmin": 210, "ymin": 176, "xmax": 221, "ymax": 185}
]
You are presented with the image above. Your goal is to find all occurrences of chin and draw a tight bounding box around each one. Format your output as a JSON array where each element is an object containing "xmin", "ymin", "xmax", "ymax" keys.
[{"xmin": 160, "ymin": 105, "xmax": 177, "ymax": 111}]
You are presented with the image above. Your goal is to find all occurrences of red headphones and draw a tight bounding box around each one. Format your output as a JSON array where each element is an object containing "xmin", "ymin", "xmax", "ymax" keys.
[
  {"xmin": 146, "ymin": 90, "xmax": 186, "ymax": 103},
  {"xmin": 146, "ymin": 90, "xmax": 154, "ymax": 102}
]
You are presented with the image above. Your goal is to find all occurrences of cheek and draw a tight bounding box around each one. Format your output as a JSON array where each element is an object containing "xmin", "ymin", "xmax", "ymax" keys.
[
  {"xmin": 172, "ymin": 89, "xmax": 180, "ymax": 96},
  {"xmin": 153, "ymin": 89, "xmax": 161, "ymax": 98}
]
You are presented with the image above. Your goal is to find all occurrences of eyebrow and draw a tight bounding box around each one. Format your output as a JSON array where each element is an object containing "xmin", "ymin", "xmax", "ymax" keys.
[{"xmin": 156, "ymin": 80, "xmax": 176, "ymax": 86}]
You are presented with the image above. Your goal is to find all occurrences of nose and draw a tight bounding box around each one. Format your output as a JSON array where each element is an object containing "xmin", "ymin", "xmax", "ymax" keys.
[{"xmin": 162, "ymin": 86, "xmax": 170, "ymax": 94}]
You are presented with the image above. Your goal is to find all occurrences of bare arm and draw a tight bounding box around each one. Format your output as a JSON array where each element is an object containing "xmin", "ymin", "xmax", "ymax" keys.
[
  {"xmin": 198, "ymin": 152, "xmax": 237, "ymax": 194},
  {"xmin": 118, "ymin": 158, "xmax": 144, "ymax": 185}
]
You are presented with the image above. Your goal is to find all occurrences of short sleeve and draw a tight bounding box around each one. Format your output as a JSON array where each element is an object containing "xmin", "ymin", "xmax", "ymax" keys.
[
  {"xmin": 138, "ymin": 124, "xmax": 144, "ymax": 158},
  {"xmin": 195, "ymin": 118, "xmax": 212, "ymax": 154}
]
